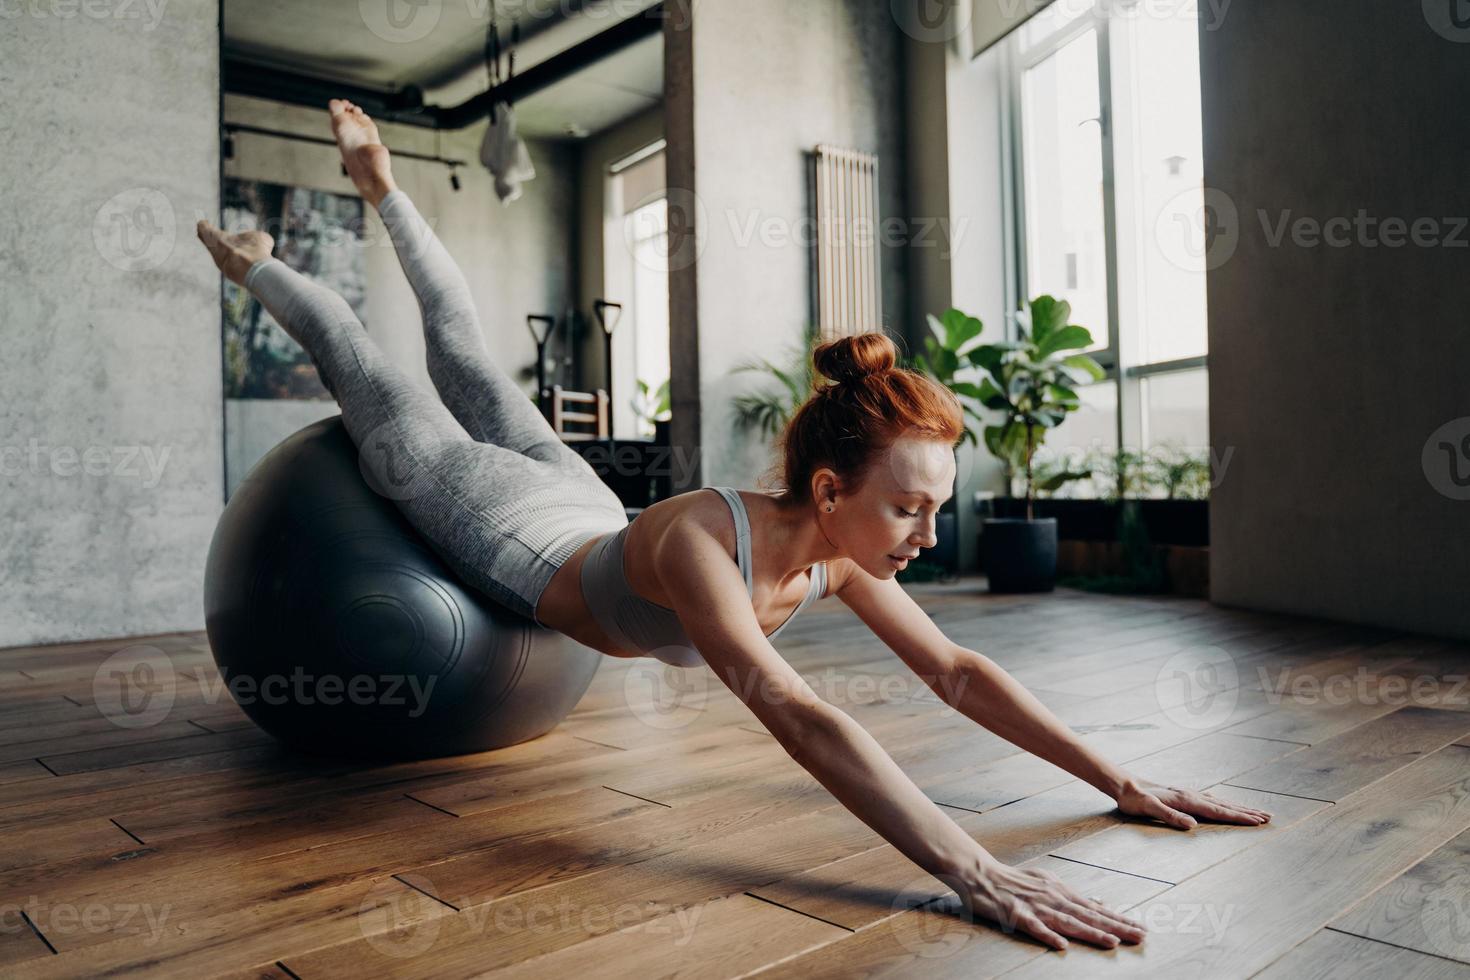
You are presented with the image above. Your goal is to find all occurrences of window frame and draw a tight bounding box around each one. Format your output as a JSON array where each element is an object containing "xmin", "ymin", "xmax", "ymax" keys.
[
  {"xmin": 1001, "ymin": 2, "xmax": 1210, "ymax": 458},
  {"xmin": 606, "ymin": 140, "xmax": 672, "ymax": 440}
]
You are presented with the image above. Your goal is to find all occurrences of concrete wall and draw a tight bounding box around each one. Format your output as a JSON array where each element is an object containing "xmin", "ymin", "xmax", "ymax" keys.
[
  {"xmin": 1202, "ymin": 3, "xmax": 1470, "ymax": 639},
  {"xmin": 222, "ymin": 95, "xmax": 579, "ymax": 495},
  {"xmin": 670, "ymin": 0, "xmax": 910, "ymax": 491},
  {"xmin": 0, "ymin": 0, "xmax": 221, "ymax": 647}
]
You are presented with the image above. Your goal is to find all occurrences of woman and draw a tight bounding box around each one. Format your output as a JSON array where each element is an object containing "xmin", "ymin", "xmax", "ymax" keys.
[{"xmin": 197, "ymin": 99, "xmax": 1271, "ymax": 953}]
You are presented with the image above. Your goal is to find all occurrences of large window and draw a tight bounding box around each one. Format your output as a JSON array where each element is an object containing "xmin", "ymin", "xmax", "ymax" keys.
[
  {"xmin": 606, "ymin": 143, "xmax": 670, "ymax": 440},
  {"xmin": 1007, "ymin": 0, "xmax": 1209, "ymax": 497}
]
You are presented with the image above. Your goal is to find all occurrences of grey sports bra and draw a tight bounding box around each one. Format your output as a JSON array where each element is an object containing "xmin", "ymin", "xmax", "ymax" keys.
[{"xmin": 579, "ymin": 486, "xmax": 829, "ymax": 668}]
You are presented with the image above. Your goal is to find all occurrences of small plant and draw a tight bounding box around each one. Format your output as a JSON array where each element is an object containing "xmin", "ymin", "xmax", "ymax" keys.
[
  {"xmin": 968, "ymin": 296, "xmax": 1105, "ymax": 519},
  {"xmin": 1085, "ymin": 446, "xmax": 1153, "ymax": 500},
  {"xmin": 1031, "ymin": 450, "xmax": 1095, "ymax": 499},
  {"xmin": 729, "ymin": 326, "xmax": 819, "ymax": 440},
  {"xmin": 1146, "ymin": 443, "xmax": 1212, "ymax": 500},
  {"xmin": 631, "ymin": 377, "xmax": 671, "ymax": 438}
]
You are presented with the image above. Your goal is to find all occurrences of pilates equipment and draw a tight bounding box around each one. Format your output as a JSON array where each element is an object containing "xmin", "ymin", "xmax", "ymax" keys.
[{"xmin": 203, "ymin": 415, "xmax": 601, "ymax": 759}]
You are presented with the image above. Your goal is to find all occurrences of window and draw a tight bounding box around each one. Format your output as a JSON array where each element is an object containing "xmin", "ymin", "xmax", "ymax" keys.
[
  {"xmin": 1006, "ymin": 0, "xmax": 1210, "ymax": 496},
  {"xmin": 606, "ymin": 142, "xmax": 670, "ymax": 440}
]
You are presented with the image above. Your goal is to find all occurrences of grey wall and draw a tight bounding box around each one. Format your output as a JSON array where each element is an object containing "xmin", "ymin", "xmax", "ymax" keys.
[
  {"xmin": 0, "ymin": 0, "xmax": 222, "ymax": 648},
  {"xmin": 670, "ymin": 0, "xmax": 910, "ymax": 491},
  {"xmin": 222, "ymin": 95, "xmax": 579, "ymax": 495},
  {"xmin": 1202, "ymin": 3, "xmax": 1470, "ymax": 639}
]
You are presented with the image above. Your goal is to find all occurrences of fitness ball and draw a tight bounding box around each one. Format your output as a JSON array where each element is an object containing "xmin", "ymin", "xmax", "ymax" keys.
[{"xmin": 203, "ymin": 415, "xmax": 602, "ymax": 759}]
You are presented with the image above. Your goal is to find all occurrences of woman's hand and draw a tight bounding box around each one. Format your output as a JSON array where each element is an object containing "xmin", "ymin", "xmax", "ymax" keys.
[
  {"xmin": 952, "ymin": 859, "xmax": 1149, "ymax": 951},
  {"xmin": 1114, "ymin": 778, "xmax": 1273, "ymax": 830}
]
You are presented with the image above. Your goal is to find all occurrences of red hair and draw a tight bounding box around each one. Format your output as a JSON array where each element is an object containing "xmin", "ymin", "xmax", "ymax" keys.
[{"xmin": 764, "ymin": 331, "xmax": 964, "ymax": 506}]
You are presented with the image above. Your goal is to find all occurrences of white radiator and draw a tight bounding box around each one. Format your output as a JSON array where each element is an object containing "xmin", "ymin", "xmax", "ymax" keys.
[{"xmin": 814, "ymin": 144, "xmax": 883, "ymax": 340}]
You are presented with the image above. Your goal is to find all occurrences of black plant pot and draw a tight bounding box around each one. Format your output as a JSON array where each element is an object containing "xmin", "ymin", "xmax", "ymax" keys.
[
  {"xmin": 980, "ymin": 517, "xmax": 1058, "ymax": 593},
  {"xmin": 929, "ymin": 511, "xmax": 958, "ymax": 573}
]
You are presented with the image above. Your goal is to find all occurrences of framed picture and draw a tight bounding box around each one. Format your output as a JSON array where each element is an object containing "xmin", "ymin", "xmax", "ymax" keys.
[{"xmin": 221, "ymin": 178, "xmax": 367, "ymax": 399}]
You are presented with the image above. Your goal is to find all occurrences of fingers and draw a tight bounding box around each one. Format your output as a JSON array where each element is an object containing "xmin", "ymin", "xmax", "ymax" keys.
[
  {"xmin": 1050, "ymin": 879, "xmax": 1148, "ymax": 942},
  {"xmin": 1016, "ymin": 910, "xmax": 1070, "ymax": 951},
  {"xmin": 1037, "ymin": 907, "xmax": 1122, "ymax": 948},
  {"xmin": 1063, "ymin": 899, "xmax": 1147, "ymax": 944},
  {"xmin": 1147, "ymin": 795, "xmax": 1197, "ymax": 830},
  {"xmin": 1197, "ymin": 792, "xmax": 1273, "ymax": 824}
]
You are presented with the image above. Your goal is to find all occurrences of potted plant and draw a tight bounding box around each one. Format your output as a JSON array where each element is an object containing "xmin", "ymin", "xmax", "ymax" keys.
[
  {"xmin": 632, "ymin": 377, "xmax": 672, "ymax": 443},
  {"xmin": 907, "ymin": 308, "xmax": 993, "ymax": 576},
  {"xmin": 970, "ymin": 295, "xmax": 1104, "ymax": 592}
]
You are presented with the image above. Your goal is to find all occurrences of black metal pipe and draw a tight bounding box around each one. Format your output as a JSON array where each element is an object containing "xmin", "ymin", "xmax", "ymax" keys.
[
  {"xmin": 436, "ymin": 6, "xmax": 665, "ymax": 129},
  {"xmin": 222, "ymin": 123, "xmax": 468, "ymax": 167},
  {"xmin": 223, "ymin": 2, "xmax": 666, "ymax": 131}
]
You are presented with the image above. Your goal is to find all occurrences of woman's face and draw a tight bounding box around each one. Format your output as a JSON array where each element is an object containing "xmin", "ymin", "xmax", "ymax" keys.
[{"xmin": 818, "ymin": 435, "xmax": 956, "ymax": 578}]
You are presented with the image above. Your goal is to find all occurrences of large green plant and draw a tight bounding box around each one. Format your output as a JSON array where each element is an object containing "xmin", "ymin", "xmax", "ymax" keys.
[
  {"xmin": 971, "ymin": 295, "xmax": 1105, "ymax": 519},
  {"xmin": 729, "ymin": 326, "xmax": 819, "ymax": 439},
  {"xmin": 910, "ymin": 308, "xmax": 989, "ymax": 449}
]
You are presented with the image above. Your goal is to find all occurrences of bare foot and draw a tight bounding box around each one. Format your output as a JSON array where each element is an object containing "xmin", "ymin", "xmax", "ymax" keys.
[
  {"xmin": 329, "ymin": 98, "xmax": 397, "ymax": 208},
  {"xmin": 196, "ymin": 221, "xmax": 274, "ymax": 287}
]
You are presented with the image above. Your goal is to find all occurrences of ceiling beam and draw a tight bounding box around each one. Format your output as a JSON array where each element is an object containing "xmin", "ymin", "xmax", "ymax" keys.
[{"xmin": 222, "ymin": 2, "xmax": 666, "ymax": 131}]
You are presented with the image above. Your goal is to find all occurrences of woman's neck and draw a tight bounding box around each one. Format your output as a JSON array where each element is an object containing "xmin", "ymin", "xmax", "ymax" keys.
[{"xmin": 755, "ymin": 490, "xmax": 842, "ymax": 580}]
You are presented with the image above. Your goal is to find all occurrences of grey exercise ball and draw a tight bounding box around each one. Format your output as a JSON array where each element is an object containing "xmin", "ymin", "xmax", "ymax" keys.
[{"xmin": 203, "ymin": 415, "xmax": 603, "ymax": 759}]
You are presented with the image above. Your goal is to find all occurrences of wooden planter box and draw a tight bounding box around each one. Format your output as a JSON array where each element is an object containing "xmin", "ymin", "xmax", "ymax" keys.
[{"xmin": 1056, "ymin": 540, "xmax": 1210, "ymax": 598}]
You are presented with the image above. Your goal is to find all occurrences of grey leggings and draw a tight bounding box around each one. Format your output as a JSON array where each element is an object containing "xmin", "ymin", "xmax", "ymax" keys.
[{"xmin": 242, "ymin": 189, "xmax": 628, "ymax": 625}]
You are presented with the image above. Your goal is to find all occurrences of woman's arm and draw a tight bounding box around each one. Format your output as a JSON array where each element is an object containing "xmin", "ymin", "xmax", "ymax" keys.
[
  {"xmin": 653, "ymin": 522, "xmax": 1145, "ymax": 948},
  {"xmin": 826, "ymin": 568, "xmax": 1270, "ymax": 830},
  {"xmin": 941, "ymin": 650, "xmax": 1272, "ymax": 828}
]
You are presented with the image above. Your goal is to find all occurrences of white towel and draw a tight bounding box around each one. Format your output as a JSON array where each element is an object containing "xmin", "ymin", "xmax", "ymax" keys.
[{"xmin": 479, "ymin": 101, "xmax": 536, "ymax": 204}]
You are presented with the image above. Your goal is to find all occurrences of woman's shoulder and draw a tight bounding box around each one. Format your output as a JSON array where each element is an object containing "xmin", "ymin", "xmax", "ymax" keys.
[{"xmin": 627, "ymin": 487, "xmax": 735, "ymax": 558}]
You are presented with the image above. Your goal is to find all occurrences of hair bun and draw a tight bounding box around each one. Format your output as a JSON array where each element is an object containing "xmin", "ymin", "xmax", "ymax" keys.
[{"xmin": 812, "ymin": 332, "xmax": 898, "ymax": 387}]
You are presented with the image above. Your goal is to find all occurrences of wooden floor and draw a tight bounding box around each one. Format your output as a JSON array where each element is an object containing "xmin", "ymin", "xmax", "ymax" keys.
[{"xmin": 2, "ymin": 579, "xmax": 1469, "ymax": 978}]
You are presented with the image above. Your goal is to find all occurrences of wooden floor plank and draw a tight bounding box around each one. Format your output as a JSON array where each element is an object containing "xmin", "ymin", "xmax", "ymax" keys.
[
  {"xmin": 746, "ymin": 856, "xmax": 1170, "ymax": 980},
  {"xmin": 1327, "ymin": 825, "xmax": 1470, "ymax": 965},
  {"xmin": 276, "ymin": 804, "xmax": 885, "ymax": 977},
  {"xmin": 996, "ymin": 744, "xmax": 1470, "ymax": 977},
  {"xmin": 6, "ymin": 875, "xmax": 456, "ymax": 978},
  {"xmin": 1049, "ymin": 786, "xmax": 1327, "ymax": 884},
  {"xmin": 0, "ymin": 761, "xmax": 53, "ymax": 787},
  {"xmin": 744, "ymin": 729, "xmax": 1308, "ymax": 932},
  {"xmin": 2, "ymin": 585, "xmax": 1464, "ymax": 977},
  {"xmin": 1223, "ymin": 706, "xmax": 1470, "ymax": 801},
  {"xmin": 477, "ymin": 892, "xmax": 849, "ymax": 979},
  {"xmin": 1252, "ymin": 928, "xmax": 1470, "ymax": 979}
]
